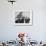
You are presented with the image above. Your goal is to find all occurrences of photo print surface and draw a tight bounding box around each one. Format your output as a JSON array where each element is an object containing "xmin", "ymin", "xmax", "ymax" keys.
[{"xmin": 14, "ymin": 10, "xmax": 32, "ymax": 26}]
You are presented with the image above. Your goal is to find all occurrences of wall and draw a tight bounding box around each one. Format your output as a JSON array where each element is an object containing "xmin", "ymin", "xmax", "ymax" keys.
[{"xmin": 0, "ymin": 0, "xmax": 46, "ymax": 41}]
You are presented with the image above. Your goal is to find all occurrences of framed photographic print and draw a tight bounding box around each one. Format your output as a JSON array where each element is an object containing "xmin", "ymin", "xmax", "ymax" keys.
[{"xmin": 13, "ymin": 9, "xmax": 33, "ymax": 26}]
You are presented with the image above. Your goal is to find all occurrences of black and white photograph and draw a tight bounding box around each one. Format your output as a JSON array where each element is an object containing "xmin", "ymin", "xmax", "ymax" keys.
[{"xmin": 14, "ymin": 10, "xmax": 32, "ymax": 26}]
